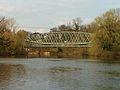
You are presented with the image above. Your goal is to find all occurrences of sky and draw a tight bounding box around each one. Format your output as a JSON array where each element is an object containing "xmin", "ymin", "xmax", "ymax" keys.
[{"xmin": 0, "ymin": 0, "xmax": 120, "ymax": 32}]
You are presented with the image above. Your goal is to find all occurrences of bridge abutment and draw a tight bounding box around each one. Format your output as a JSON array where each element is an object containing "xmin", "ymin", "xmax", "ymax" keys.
[{"xmin": 26, "ymin": 47, "xmax": 89, "ymax": 58}]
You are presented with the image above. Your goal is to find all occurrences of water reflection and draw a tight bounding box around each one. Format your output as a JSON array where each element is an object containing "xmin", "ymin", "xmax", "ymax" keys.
[
  {"xmin": 47, "ymin": 65, "xmax": 120, "ymax": 90},
  {"xmin": 48, "ymin": 66, "xmax": 81, "ymax": 73},
  {"xmin": 99, "ymin": 71, "xmax": 120, "ymax": 77},
  {"xmin": 48, "ymin": 66, "xmax": 82, "ymax": 90},
  {"xmin": 0, "ymin": 59, "xmax": 120, "ymax": 90},
  {"xmin": 0, "ymin": 64, "xmax": 26, "ymax": 90}
]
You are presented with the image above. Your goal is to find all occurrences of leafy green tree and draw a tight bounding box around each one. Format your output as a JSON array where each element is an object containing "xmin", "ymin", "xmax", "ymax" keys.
[
  {"xmin": 95, "ymin": 10, "xmax": 120, "ymax": 51},
  {"xmin": 90, "ymin": 9, "xmax": 120, "ymax": 57}
]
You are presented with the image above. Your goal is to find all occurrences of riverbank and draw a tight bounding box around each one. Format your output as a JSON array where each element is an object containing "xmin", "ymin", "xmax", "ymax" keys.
[
  {"xmin": 0, "ymin": 54, "xmax": 120, "ymax": 61},
  {"xmin": 0, "ymin": 47, "xmax": 120, "ymax": 60}
]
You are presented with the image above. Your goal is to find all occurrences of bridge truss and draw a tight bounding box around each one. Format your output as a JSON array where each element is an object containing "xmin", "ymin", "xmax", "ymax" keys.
[{"xmin": 26, "ymin": 31, "xmax": 91, "ymax": 48}]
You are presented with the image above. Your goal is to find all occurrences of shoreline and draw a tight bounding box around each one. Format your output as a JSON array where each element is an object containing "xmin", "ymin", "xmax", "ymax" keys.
[{"xmin": 0, "ymin": 55, "xmax": 120, "ymax": 61}]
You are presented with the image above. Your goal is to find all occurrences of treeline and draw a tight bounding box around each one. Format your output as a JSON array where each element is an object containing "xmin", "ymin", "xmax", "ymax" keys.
[
  {"xmin": 0, "ymin": 8, "xmax": 120, "ymax": 58},
  {"xmin": 50, "ymin": 18, "xmax": 88, "ymax": 32},
  {"xmin": 0, "ymin": 17, "xmax": 27, "ymax": 57}
]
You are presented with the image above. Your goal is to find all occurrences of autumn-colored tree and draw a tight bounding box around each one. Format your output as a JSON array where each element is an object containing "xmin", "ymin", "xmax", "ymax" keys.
[
  {"xmin": 0, "ymin": 17, "xmax": 27, "ymax": 56},
  {"xmin": 14, "ymin": 30, "xmax": 27, "ymax": 56},
  {"xmin": 90, "ymin": 9, "xmax": 120, "ymax": 56},
  {"xmin": 0, "ymin": 17, "xmax": 15, "ymax": 56}
]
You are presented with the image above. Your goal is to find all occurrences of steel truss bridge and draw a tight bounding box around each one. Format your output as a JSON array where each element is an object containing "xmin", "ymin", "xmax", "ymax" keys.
[{"xmin": 26, "ymin": 31, "xmax": 91, "ymax": 48}]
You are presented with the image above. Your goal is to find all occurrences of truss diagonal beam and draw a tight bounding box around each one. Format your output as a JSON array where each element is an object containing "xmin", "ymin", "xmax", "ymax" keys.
[{"xmin": 26, "ymin": 31, "xmax": 91, "ymax": 47}]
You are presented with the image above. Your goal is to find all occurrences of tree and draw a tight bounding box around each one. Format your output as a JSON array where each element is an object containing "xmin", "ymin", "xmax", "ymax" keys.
[
  {"xmin": 0, "ymin": 17, "xmax": 15, "ymax": 56},
  {"xmin": 90, "ymin": 9, "xmax": 120, "ymax": 56},
  {"xmin": 72, "ymin": 18, "xmax": 82, "ymax": 30},
  {"xmin": 14, "ymin": 30, "xmax": 27, "ymax": 56},
  {"xmin": 50, "ymin": 27, "xmax": 58, "ymax": 32},
  {"xmin": 58, "ymin": 24, "xmax": 68, "ymax": 31},
  {"xmin": 84, "ymin": 22, "xmax": 99, "ymax": 32},
  {"xmin": 0, "ymin": 17, "xmax": 27, "ymax": 56},
  {"xmin": 50, "ymin": 18, "xmax": 83, "ymax": 32}
]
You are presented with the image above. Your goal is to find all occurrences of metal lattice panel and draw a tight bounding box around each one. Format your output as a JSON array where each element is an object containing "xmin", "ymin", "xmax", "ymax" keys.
[{"xmin": 26, "ymin": 31, "xmax": 91, "ymax": 47}]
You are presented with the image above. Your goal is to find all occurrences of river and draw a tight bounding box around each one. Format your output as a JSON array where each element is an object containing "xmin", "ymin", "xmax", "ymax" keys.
[{"xmin": 0, "ymin": 58, "xmax": 120, "ymax": 90}]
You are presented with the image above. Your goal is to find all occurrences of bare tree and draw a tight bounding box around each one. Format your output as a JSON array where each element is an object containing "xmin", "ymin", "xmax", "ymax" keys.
[{"xmin": 72, "ymin": 17, "xmax": 82, "ymax": 30}]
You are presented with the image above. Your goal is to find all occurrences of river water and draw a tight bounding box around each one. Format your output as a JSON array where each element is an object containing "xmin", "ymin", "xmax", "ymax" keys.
[{"xmin": 0, "ymin": 58, "xmax": 120, "ymax": 90}]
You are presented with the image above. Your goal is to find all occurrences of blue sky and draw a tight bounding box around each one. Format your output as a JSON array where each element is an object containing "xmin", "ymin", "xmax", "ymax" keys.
[{"xmin": 0, "ymin": 0, "xmax": 120, "ymax": 32}]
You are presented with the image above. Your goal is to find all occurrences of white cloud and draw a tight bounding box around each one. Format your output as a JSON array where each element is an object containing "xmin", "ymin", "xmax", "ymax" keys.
[
  {"xmin": 20, "ymin": 27, "xmax": 50, "ymax": 33},
  {"xmin": 0, "ymin": 0, "xmax": 119, "ymax": 33},
  {"xmin": 0, "ymin": 4, "xmax": 14, "ymax": 14}
]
